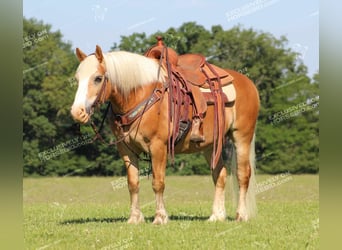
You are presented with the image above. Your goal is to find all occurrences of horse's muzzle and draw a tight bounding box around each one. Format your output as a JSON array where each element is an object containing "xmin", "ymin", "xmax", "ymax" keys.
[{"xmin": 70, "ymin": 105, "xmax": 91, "ymax": 124}]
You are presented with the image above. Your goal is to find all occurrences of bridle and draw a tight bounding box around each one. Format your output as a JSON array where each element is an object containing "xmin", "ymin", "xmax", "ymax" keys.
[
  {"xmin": 88, "ymin": 74, "xmax": 131, "ymax": 146},
  {"xmin": 90, "ymin": 73, "xmax": 109, "ymax": 110},
  {"xmin": 87, "ymin": 73, "xmax": 153, "ymax": 171},
  {"xmin": 89, "ymin": 74, "xmax": 113, "ymax": 143},
  {"xmin": 88, "ymin": 70, "xmax": 163, "ymax": 150}
]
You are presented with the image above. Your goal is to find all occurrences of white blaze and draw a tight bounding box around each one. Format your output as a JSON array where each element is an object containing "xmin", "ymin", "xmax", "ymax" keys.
[
  {"xmin": 71, "ymin": 55, "xmax": 99, "ymax": 113},
  {"xmin": 72, "ymin": 78, "xmax": 89, "ymax": 108}
]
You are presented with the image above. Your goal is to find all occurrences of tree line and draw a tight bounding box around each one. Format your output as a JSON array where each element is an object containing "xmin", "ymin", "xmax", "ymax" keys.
[{"xmin": 23, "ymin": 18, "xmax": 318, "ymax": 176}]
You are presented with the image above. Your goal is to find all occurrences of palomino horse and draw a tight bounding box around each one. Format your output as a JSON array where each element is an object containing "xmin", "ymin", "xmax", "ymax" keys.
[{"xmin": 70, "ymin": 45, "xmax": 259, "ymax": 224}]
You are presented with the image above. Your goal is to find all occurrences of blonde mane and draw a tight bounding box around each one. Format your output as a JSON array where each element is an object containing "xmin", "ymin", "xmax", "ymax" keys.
[{"xmin": 103, "ymin": 51, "xmax": 165, "ymax": 97}]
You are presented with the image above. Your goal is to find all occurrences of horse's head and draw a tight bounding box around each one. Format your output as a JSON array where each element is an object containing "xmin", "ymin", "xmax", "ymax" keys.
[{"xmin": 70, "ymin": 45, "xmax": 110, "ymax": 123}]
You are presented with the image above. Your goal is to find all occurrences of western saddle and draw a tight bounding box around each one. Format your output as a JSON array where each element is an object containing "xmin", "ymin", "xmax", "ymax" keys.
[
  {"xmin": 144, "ymin": 36, "xmax": 234, "ymax": 169},
  {"xmin": 145, "ymin": 36, "xmax": 233, "ymax": 89}
]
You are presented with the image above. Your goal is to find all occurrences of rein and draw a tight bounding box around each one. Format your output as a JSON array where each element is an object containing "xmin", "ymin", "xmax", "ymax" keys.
[{"xmin": 89, "ymin": 75, "xmax": 116, "ymax": 144}]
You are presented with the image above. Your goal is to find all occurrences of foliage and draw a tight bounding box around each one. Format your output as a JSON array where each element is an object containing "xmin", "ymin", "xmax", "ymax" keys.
[
  {"xmin": 23, "ymin": 18, "xmax": 318, "ymax": 176},
  {"xmin": 113, "ymin": 22, "xmax": 319, "ymax": 174},
  {"xmin": 23, "ymin": 18, "xmax": 124, "ymax": 176}
]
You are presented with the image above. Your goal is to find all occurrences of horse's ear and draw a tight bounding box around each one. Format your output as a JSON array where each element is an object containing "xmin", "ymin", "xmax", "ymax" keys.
[
  {"xmin": 76, "ymin": 48, "xmax": 87, "ymax": 62},
  {"xmin": 95, "ymin": 45, "xmax": 104, "ymax": 63}
]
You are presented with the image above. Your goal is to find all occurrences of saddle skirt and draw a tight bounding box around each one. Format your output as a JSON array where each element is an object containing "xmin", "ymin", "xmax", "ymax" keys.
[
  {"xmin": 201, "ymin": 82, "xmax": 236, "ymax": 104},
  {"xmin": 145, "ymin": 47, "xmax": 236, "ymax": 104},
  {"xmin": 177, "ymin": 54, "xmax": 234, "ymax": 89},
  {"xmin": 145, "ymin": 43, "xmax": 234, "ymax": 90}
]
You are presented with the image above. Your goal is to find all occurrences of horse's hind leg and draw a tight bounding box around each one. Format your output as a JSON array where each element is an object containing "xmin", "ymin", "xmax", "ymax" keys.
[
  {"xmin": 118, "ymin": 145, "xmax": 144, "ymax": 224},
  {"xmin": 205, "ymin": 151, "xmax": 227, "ymax": 222},
  {"xmin": 232, "ymin": 132, "xmax": 256, "ymax": 222}
]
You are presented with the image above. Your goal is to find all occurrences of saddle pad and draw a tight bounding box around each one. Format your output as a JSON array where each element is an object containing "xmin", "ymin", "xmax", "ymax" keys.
[
  {"xmin": 201, "ymin": 82, "xmax": 236, "ymax": 103},
  {"xmin": 225, "ymin": 82, "xmax": 236, "ymax": 102}
]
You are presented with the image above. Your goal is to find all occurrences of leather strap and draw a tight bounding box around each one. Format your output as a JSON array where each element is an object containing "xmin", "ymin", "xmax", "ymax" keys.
[
  {"xmin": 112, "ymin": 90, "xmax": 162, "ymax": 126},
  {"xmin": 201, "ymin": 62, "xmax": 226, "ymax": 169}
]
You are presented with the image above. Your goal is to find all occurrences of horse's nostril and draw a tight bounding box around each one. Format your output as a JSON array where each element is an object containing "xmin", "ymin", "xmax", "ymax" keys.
[{"xmin": 79, "ymin": 107, "xmax": 85, "ymax": 115}]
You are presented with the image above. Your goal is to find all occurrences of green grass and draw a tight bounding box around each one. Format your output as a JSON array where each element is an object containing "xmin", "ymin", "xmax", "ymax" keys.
[{"xmin": 23, "ymin": 175, "xmax": 318, "ymax": 249}]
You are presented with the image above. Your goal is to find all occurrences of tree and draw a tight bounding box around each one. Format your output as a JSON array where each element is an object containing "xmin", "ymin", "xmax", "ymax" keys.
[
  {"xmin": 23, "ymin": 19, "xmax": 318, "ymax": 175},
  {"xmin": 23, "ymin": 18, "xmax": 76, "ymax": 175},
  {"xmin": 23, "ymin": 18, "xmax": 126, "ymax": 176}
]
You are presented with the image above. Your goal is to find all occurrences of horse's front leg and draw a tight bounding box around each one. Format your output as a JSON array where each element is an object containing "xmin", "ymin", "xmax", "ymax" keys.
[
  {"xmin": 118, "ymin": 144, "xmax": 144, "ymax": 224},
  {"xmin": 150, "ymin": 141, "xmax": 168, "ymax": 225}
]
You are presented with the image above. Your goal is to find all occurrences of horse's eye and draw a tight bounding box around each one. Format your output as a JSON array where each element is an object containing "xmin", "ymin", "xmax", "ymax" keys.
[{"xmin": 94, "ymin": 76, "xmax": 103, "ymax": 84}]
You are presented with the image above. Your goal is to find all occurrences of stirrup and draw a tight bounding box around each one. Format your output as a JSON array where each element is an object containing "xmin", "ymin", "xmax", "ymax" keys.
[
  {"xmin": 190, "ymin": 117, "xmax": 205, "ymax": 143},
  {"xmin": 190, "ymin": 134, "xmax": 205, "ymax": 143}
]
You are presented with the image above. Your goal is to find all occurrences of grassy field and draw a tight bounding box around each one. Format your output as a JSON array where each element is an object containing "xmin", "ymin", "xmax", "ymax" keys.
[{"xmin": 23, "ymin": 174, "xmax": 319, "ymax": 250}]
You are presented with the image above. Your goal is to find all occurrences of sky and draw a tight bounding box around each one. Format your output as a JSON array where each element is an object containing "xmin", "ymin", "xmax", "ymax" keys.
[{"xmin": 23, "ymin": 0, "xmax": 319, "ymax": 77}]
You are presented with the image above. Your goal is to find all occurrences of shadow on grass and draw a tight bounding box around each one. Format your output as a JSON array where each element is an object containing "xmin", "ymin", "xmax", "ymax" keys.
[
  {"xmin": 60, "ymin": 217, "xmax": 127, "ymax": 224},
  {"xmin": 169, "ymin": 215, "xmax": 208, "ymax": 221},
  {"xmin": 170, "ymin": 215, "xmax": 235, "ymax": 222},
  {"xmin": 60, "ymin": 214, "xmax": 234, "ymax": 225}
]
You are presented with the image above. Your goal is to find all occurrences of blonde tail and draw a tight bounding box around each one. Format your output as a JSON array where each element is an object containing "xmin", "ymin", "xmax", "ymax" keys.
[{"xmin": 246, "ymin": 133, "xmax": 257, "ymax": 218}]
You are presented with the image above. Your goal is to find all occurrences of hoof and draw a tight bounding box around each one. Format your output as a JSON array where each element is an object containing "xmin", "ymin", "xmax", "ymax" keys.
[
  {"xmin": 152, "ymin": 213, "xmax": 168, "ymax": 225},
  {"xmin": 235, "ymin": 212, "xmax": 248, "ymax": 222},
  {"xmin": 127, "ymin": 212, "xmax": 145, "ymax": 224},
  {"xmin": 208, "ymin": 213, "xmax": 226, "ymax": 222}
]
